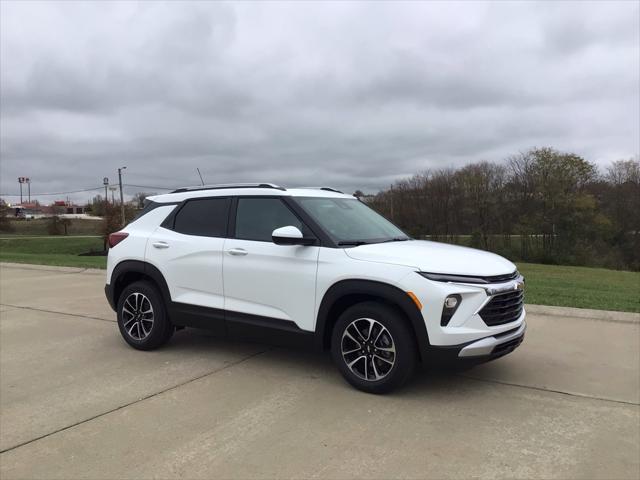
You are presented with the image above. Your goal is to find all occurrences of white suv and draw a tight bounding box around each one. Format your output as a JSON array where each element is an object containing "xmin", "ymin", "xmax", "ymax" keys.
[{"xmin": 105, "ymin": 183, "xmax": 525, "ymax": 393}]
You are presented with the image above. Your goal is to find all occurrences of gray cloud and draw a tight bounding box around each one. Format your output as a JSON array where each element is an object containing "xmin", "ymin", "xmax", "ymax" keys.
[{"xmin": 1, "ymin": 0, "xmax": 638, "ymax": 203}]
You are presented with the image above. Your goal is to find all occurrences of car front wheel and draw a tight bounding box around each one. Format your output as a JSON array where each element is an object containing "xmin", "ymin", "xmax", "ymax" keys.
[{"xmin": 331, "ymin": 301, "xmax": 417, "ymax": 394}]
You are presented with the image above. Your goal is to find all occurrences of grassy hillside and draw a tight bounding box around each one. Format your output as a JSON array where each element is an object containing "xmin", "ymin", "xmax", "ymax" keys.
[
  {"xmin": 0, "ymin": 236, "xmax": 105, "ymax": 269},
  {"xmin": 3, "ymin": 218, "xmax": 103, "ymax": 236},
  {"xmin": 517, "ymin": 262, "xmax": 639, "ymax": 313}
]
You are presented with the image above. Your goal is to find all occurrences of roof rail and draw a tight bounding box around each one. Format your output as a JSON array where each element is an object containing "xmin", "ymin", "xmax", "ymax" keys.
[
  {"xmin": 297, "ymin": 186, "xmax": 344, "ymax": 194},
  {"xmin": 171, "ymin": 183, "xmax": 286, "ymax": 194}
]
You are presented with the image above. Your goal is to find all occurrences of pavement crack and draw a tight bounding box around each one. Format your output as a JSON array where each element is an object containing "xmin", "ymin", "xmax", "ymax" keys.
[
  {"xmin": 0, "ymin": 303, "xmax": 115, "ymax": 323},
  {"xmin": 459, "ymin": 374, "xmax": 640, "ymax": 406},
  {"xmin": 0, "ymin": 348, "xmax": 271, "ymax": 455}
]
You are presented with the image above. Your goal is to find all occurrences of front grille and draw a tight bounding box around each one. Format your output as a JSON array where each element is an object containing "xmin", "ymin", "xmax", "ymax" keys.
[
  {"xmin": 479, "ymin": 290, "xmax": 524, "ymax": 326},
  {"xmin": 482, "ymin": 271, "xmax": 519, "ymax": 283}
]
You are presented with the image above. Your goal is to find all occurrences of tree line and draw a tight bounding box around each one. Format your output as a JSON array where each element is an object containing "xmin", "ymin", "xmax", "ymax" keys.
[{"xmin": 364, "ymin": 148, "xmax": 640, "ymax": 271}]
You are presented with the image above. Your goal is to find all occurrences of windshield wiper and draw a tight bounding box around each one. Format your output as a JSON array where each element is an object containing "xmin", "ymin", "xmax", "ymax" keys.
[
  {"xmin": 337, "ymin": 240, "xmax": 370, "ymax": 246},
  {"xmin": 380, "ymin": 237, "xmax": 410, "ymax": 243}
]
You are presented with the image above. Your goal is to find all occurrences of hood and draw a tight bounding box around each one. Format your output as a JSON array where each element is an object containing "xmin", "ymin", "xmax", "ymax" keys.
[{"xmin": 344, "ymin": 240, "xmax": 516, "ymax": 276}]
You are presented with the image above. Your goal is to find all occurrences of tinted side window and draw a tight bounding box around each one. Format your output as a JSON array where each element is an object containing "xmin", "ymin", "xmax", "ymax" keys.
[
  {"xmin": 235, "ymin": 198, "xmax": 304, "ymax": 242},
  {"xmin": 173, "ymin": 198, "xmax": 230, "ymax": 237}
]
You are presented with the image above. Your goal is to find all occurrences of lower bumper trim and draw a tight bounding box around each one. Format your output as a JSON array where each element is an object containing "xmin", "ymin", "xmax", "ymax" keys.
[{"xmin": 458, "ymin": 320, "xmax": 526, "ymax": 358}]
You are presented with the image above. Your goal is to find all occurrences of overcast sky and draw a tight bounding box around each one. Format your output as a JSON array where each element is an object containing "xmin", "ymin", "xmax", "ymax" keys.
[{"xmin": 1, "ymin": 0, "xmax": 638, "ymax": 203}]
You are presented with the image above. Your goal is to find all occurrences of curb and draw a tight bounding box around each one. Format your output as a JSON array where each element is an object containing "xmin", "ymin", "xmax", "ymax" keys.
[
  {"xmin": 0, "ymin": 262, "xmax": 105, "ymax": 275},
  {"xmin": 527, "ymin": 304, "xmax": 639, "ymax": 324}
]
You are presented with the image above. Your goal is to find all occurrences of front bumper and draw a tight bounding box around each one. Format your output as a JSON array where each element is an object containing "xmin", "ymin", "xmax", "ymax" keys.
[
  {"xmin": 425, "ymin": 319, "xmax": 526, "ymax": 364},
  {"xmin": 458, "ymin": 320, "xmax": 526, "ymax": 358}
]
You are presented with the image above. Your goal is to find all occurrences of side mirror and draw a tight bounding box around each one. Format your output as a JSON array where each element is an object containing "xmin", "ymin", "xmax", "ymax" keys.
[{"xmin": 272, "ymin": 226, "xmax": 315, "ymax": 246}]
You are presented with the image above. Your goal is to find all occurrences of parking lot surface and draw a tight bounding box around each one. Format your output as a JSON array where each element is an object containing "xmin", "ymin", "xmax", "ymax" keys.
[{"xmin": 1, "ymin": 263, "xmax": 639, "ymax": 479}]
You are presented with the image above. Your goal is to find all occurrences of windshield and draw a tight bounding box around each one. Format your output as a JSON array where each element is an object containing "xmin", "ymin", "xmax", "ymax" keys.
[{"xmin": 294, "ymin": 197, "xmax": 409, "ymax": 245}]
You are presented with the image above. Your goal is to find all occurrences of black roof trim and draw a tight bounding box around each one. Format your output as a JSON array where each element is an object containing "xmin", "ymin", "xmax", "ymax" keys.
[
  {"xmin": 297, "ymin": 186, "xmax": 344, "ymax": 194},
  {"xmin": 171, "ymin": 183, "xmax": 286, "ymax": 194}
]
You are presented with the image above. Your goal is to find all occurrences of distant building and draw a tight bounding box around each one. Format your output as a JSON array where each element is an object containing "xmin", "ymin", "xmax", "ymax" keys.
[
  {"xmin": 9, "ymin": 200, "xmax": 86, "ymax": 218},
  {"xmin": 52, "ymin": 200, "xmax": 85, "ymax": 215}
]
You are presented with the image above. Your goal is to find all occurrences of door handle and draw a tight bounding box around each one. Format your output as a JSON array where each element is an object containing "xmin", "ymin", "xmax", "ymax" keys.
[
  {"xmin": 152, "ymin": 241, "xmax": 170, "ymax": 249},
  {"xmin": 227, "ymin": 248, "xmax": 248, "ymax": 256}
]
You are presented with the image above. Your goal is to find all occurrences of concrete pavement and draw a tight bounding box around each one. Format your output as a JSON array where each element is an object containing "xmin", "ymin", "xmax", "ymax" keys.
[{"xmin": 1, "ymin": 263, "xmax": 638, "ymax": 479}]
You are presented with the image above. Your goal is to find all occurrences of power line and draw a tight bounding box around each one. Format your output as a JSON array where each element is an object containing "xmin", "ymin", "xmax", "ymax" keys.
[
  {"xmin": 1, "ymin": 184, "xmax": 177, "ymax": 197},
  {"xmin": 123, "ymin": 184, "xmax": 175, "ymax": 190},
  {"xmin": 0, "ymin": 183, "xmax": 178, "ymax": 198},
  {"xmin": 0, "ymin": 186, "xmax": 105, "ymax": 197}
]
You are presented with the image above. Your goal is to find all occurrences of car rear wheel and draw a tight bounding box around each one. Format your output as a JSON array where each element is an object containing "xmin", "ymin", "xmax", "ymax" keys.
[
  {"xmin": 331, "ymin": 301, "xmax": 417, "ymax": 394},
  {"xmin": 117, "ymin": 280, "xmax": 173, "ymax": 350}
]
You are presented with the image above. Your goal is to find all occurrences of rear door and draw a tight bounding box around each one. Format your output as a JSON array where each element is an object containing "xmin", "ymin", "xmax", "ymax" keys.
[
  {"xmin": 223, "ymin": 197, "xmax": 320, "ymax": 332},
  {"xmin": 145, "ymin": 197, "xmax": 230, "ymax": 331}
]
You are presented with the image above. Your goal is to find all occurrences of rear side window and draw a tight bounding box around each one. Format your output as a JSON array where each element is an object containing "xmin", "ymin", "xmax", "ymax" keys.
[
  {"xmin": 132, "ymin": 200, "xmax": 177, "ymax": 222},
  {"xmin": 235, "ymin": 198, "xmax": 304, "ymax": 242},
  {"xmin": 173, "ymin": 198, "xmax": 230, "ymax": 237}
]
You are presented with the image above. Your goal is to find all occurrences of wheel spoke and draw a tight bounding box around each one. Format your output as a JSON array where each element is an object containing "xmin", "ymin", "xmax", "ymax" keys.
[
  {"xmin": 343, "ymin": 346, "xmax": 361, "ymax": 355},
  {"xmin": 366, "ymin": 319, "xmax": 375, "ymax": 341},
  {"xmin": 343, "ymin": 329, "xmax": 362, "ymax": 347},
  {"xmin": 127, "ymin": 322, "xmax": 137, "ymax": 337},
  {"xmin": 363, "ymin": 356, "xmax": 369, "ymax": 380},
  {"xmin": 371, "ymin": 358, "xmax": 381, "ymax": 380},
  {"xmin": 377, "ymin": 345, "xmax": 395, "ymax": 353},
  {"xmin": 349, "ymin": 323, "xmax": 367, "ymax": 343},
  {"xmin": 124, "ymin": 299, "xmax": 136, "ymax": 313},
  {"xmin": 123, "ymin": 316, "xmax": 136, "ymax": 328},
  {"xmin": 347, "ymin": 355, "xmax": 365, "ymax": 369},
  {"xmin": 374, "ymin": 325, "xmax": 386, "ymax": 345},
  {"xmin": 374, "ymin": 354, "xmax": 393, "ymax": 365}
]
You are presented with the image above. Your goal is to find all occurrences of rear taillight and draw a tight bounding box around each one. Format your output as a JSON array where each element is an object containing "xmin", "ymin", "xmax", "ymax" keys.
[{"xmin": 108, "ymin": 232, "xmax": 129, "ymax": 248}]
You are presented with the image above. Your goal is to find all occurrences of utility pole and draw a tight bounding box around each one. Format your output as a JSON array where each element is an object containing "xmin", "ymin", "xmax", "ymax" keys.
[
  {"xmin": 26, "ymin": 178, "xmax": 31, "ymax": 203},
  {"xmin": 103, "ymin": 177, "xmax": 109, "ymax": 206},
  {"xmin": 118, "ymin": 166, "xmax": 126, "ymax": 226},
  {"xmin": 18, "ymin": 177, "xmax": 24, "ymax": 204}
]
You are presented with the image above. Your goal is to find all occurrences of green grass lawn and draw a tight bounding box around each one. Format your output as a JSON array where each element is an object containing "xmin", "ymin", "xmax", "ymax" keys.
[
  {"xmin": 0, "ymin": 236, "xmax": 106, "ymax": 269},
  {"xmin": 517, "ymin": 262, "xmax": 639, "ymax": 313},
  {"xmin": 0, "ymin": 237, "xmax": 638, "ymax": 312}
]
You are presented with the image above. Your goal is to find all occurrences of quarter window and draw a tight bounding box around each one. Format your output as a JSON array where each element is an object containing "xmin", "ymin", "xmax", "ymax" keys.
[
  {"xmin": 235, "ymin": 198, "xmax": 304, "ymax": 242},
  {"xmin": 173, "ymin": 198, "xmax": 230, "ymax": 237}
]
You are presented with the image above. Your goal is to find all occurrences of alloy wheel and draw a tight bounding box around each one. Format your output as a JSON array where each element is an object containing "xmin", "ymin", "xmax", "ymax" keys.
[
  {"xmin": 121, "ymin": 292, "xmax": 154, "ymax": 340},
  {"xmin": 341, "ymin": 317, "xmax": 396, "ymax": 381}
]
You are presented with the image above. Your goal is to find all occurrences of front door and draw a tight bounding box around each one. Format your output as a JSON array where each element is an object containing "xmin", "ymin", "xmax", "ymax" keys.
[{"xmin": 223, "ymin": 197, "xmax": 320, "ymax": 332}]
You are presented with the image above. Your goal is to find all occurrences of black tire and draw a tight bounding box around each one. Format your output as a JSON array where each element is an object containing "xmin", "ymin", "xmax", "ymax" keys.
[
  {"xmin": 331, "ymin": 301, "xmax": 417, "ymax": 394},
  {"xmin": 116, "ymin": 280, "xmax": 174, "ymax": 350}
]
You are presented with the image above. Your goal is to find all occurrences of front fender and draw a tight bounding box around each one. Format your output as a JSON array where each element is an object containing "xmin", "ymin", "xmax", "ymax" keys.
[{"xmin": 315, "ymin": 279, "xmax": 430, "ymax": 361}]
